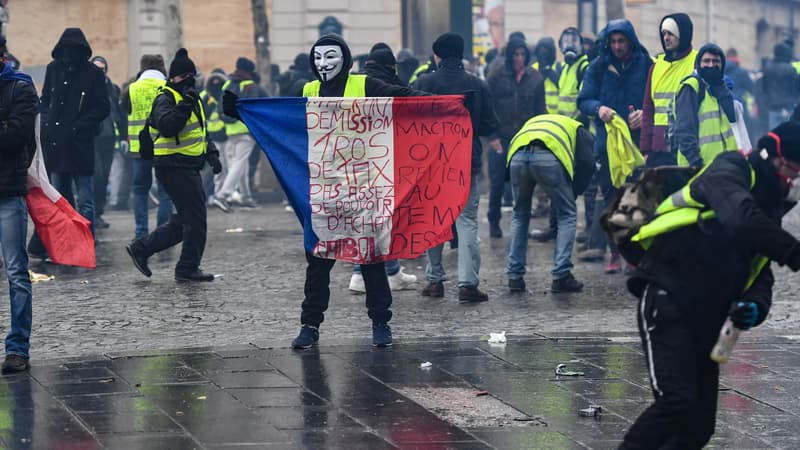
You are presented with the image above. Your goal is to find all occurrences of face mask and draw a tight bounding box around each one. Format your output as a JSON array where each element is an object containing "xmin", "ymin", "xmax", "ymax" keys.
[
  {"xmin": 176, "ymin": 76, "xmax": 195, "ymax": 92},
  {"xmin": 559, "ymin": 31, "xmax": 581, "ymax": 64},
  {"xmin": 314, "ymin": 45, "xmax": 344, "ymax": 82},
  {"xmin": 786, "ymin": 177, "xmax": 800, "ymax": 203},
  {"xmin": 697, "ymin": 66, "xmax": 723, "ymax": 85}
]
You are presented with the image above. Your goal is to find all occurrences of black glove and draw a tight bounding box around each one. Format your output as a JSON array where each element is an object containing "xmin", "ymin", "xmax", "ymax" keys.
[
  {"xmin": 208, "ymin": 152, "xmax": 222, "ymax": 174},
  {"xmin": 182, "ymin": 88, "xmax": 199, "ymax": 106},
  {"xmin": 223, "ymin": 90, "xmax": 241, "ymax": 120},
  {"xmin": 729, "ymin": 301, "xmax": 760, "ymax": 330}
]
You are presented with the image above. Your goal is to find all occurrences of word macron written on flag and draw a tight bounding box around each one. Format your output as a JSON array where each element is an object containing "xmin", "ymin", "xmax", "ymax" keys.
[{"xmin": 238, "ymin": 95, "xmax": 473, "ymax": 264}]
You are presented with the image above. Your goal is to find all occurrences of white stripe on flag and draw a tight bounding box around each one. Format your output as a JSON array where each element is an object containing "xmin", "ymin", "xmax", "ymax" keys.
[{"xmin": 306, "ymin": 97, "xmax": 396, "ymax": 261}]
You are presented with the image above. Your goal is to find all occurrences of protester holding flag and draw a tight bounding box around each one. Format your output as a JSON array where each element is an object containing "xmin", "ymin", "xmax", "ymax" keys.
[
  {"xmin": 413, "ymin": 32, "xmax": 500, "ymax": 303},
  {"xmin": 126, "ymin": 48, "xmax": 223, "ymax": 282},
  {"xmin": 224, "ymin": 34, "xmax": 432, "ymax": 349},
  {"xmin": 0, "ymin": 36, "xmax": 37, "ymax": 372}
]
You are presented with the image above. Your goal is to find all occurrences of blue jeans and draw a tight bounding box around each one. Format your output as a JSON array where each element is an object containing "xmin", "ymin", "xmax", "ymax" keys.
[
  {"xmin": 487, "ymin": 141, "xmax": 512, "ymax": 224},
  {"xmin": 133, "ymin": 159, "xmax": 174, "ymax": 238},
  {"xmin": 51, "ymin": 172, "xmax": 95, "ymax": 236},
  {"xmin": 353, "ymin": 259, "xmax": 399, "ymax": 276},
  {"xmin": 507, "ymin": 147, "xmax": 576, "ymax": 279},
  {"xmin": 425, "ymin": 176, "xmax": 481, "ymax": 287},
  {"xmin": 0, "ymin": 197, "xmax": 32, "ymax": 358}
]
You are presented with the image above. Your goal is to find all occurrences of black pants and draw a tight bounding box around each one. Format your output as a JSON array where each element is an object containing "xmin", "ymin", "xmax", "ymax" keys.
[
  {"xmin": 300, "ymin": 253, "xmax": 392, "ymax": 327},
  {"xmin": 620, "ymin": 284, "xmax": 720, "ymax": 450},
  {"xmin": 135, "ymin": 167, "xmax": 207, "ymax": 275},
  {"xmin": 93, "ymin": 143, "xmax": 115, "ymax": 217}
]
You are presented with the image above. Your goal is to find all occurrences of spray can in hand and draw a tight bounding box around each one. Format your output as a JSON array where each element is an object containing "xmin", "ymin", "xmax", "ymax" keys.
[{"xmin": 710, "ymin": 317, "xmax": 741, "ymax": 364}]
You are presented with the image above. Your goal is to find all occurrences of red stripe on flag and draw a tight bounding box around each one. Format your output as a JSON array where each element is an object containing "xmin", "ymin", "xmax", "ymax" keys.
[
  {"xmin": 389, "ymin": 96, "xmax": 473, "ymax": 259},
  {"xmin": 25, "ymin": 187, "xmax": 96, "ymax": 269}
]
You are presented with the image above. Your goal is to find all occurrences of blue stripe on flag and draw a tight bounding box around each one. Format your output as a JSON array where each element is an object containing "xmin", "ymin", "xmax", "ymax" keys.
[{"xmin": 237, "ymin": 97, "xmax": 319, "ymax": 251}]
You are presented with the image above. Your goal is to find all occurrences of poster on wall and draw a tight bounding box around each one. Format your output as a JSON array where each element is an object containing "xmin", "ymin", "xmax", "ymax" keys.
[{"xmin": 472, "ymin": 0, "xmax": 505, "ymax": 68}]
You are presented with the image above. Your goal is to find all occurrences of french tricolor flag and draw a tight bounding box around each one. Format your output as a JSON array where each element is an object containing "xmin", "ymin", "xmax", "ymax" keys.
[{"xmin": 237, "ymin": 95, "xmax": 473, "ymax": 263}]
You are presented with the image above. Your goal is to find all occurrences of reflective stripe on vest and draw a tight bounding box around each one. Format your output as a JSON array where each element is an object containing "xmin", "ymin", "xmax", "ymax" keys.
[
  {"xmin": 128, "ymin": 77, "xmax": 166, "ymax": 154},
  {"xmin": 221, "ymin": 80, "xmax": 255, "ymax": 136},
  {"xmin": 408, "ymin": 62, "xmax": 430, "ymax": 85},
  {"xmin": 674, "ymin": 76, "xmax": 738, "ymax": 166},
  {"xmin": 533, "ymin": 61, "xmax": 560, "ymax": 113},
  {"xmin": 302, "ymin": 74, "xmax": 367, "ymax": 97},
  {"xmin": 557, "ymin": 55, "xmax": 588, "ymax": 119},
  {"xmin": 651, "ymin": 50, "xmax": 698, "ymax": 126},
  {"xmin": 632, "ymin": 164, "xmax": 766, "ymax": 291},
  {"xmin": 153, "ymin": 86, "xmax": 207, "ymax": 157},
  {"xmin": 507, "ymin": 114, "xmax": 581, "ymax": 179}
]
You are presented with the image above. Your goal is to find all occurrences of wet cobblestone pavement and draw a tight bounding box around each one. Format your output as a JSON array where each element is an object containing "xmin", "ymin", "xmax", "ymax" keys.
[{"xmin": 0, "ymin": 202, "xmax": 799, "ymax": 448}]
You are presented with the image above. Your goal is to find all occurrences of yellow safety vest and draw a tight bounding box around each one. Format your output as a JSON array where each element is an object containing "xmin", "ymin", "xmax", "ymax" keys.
[
  {"xmin": 200, "ymin": 90, "xmax": 225, "ymax": 136},
  {"xmin": 152, "ymin": 86, "xmax": 207, "ymax": 158},
  {"xmin": 651, "ymin": 50, "xmax": 698, "ymax": 126},
  {"xmin": 792, "ymin": 61, "xmax": 800, "ymax": 75},
  {"xmin": 303, "ymin": 74, "xmax": 367, "ymax": 97},
  {"xmin": 674, "ymin": 76, "xmax": 738, "ymax": 166},
  {"xmin": 557, "ymin": 55, "xmax": 589, "ymax": 119},
  {"xmin": 507, "ymin": 114, "xmax": 582, "ymax": 180},
  {"xmin": 533, "ymin": 61, "xmax": 561, "ymax": 114},
  {"xmin": 128, "ymin": 77, "xmax": 166, "ymax": 155},
  {"xmin": 221, "ymin": 80, "xmax": 255, "ymax": 136},
  {"xmin": 408, "ymin": 62, "xmax": 431, "ymax": 85},
  {"xmin": 631, "ymin": 164, "xmax": 767, "ymax": 291}
]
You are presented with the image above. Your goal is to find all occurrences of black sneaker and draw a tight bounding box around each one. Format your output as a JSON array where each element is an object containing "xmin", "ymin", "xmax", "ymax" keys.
[
  {"xmin": 95, "ymin": 216, "xmax": 111, "ymax": 229},
  {"xmin": 509, "ymin": 278, "xmax": 526, "ymax": 292},
  {"xmin": 489, "ymin": 222, "xmax": 503, "ymax": 238},
  {"xmin": 576, "ymin": 230, "xmax": 588, "ymax": 243},
  {"xmin": 551, "ymin": 273, "xmax": 584, "ymax": 293},
  {"xmin": 2, "ymin": 354, "xmax": 29, "ymax": 373},
  {"xmin": 458, "ymin": 286, "xmax": 489, "ymax": 303},
  {"xmin": 292, "ymin": 325, "xmax": 319, "ymax": 349},
  {"xmin": 529, "ymin": 227, "xmax": 555, "ymax": 242},
  {"xmin": 372, "ymin": 323, "xmax": 393, "ymax": 347},
  {"xmin": 175, "ymin": 270, "xmax": 215, "ymax": 282},
  {"xmin": 126, "ymin": 242, "xmax": 151, "ymax": 277}
]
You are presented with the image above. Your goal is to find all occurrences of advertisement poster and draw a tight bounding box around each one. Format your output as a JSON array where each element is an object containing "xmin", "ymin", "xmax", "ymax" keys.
[{"xmin": 472, "ymin": 0, "xmax": 505, "ymax": 67}]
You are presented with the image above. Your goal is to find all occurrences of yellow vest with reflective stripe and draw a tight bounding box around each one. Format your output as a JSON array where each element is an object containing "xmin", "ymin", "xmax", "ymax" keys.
[
  {"xmin": 651, "ymin": 50, "xmax": 698, "ymax": 126},
  {"xmin": 507, "ymin": 114, "xmax": 581, "ymax": 179},
  {"xmin": 221, "ymin": 80, "xmax": 255, "ymax": 136},
  {"xmin": 631, "ymin": 164, "xmax": 767, "ymax": 291},
  {"xmin": 792, "ymin": 61, "xmax": 800, "ymax": 75},
  {"xmin": 408, "ymin": 62, "xmax": 430, "ymax": 85},
  {"xmin": 153, "ymin": 86, "xmax": 207, "ymax": 157},
  {"xmin": 557, "ymin": 55, "xmax": 588, "ymax": 119},
  {"xmin": 200, "ymin": 90, "xmax": 225, "ymax": 135},
  {"xmin": 533, "ymin": 62, "xmax": 560, "ymax": 113},
  {"xmin": 128, "ymin": 77, "xmax": 166, "ymax": 155},
  {"xmin": 302, "ymin": 74, "xmax": 367, "ymax": 97},
  {"xmin": 674, "ymin": 76, "xmax": 738, "ymax": 166}
]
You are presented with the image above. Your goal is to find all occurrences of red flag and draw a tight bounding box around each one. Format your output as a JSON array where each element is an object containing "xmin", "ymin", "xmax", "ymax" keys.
[{"xmin": 25, "ymin": 116, "xmax": 96, "ymax": 268}]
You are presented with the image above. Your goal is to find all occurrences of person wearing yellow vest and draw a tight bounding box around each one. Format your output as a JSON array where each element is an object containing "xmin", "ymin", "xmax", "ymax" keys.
[
  {"xmin": 640, "ymin": 13, "xmax": 697, "ymax": 171},
  {"xmin": 619, "ymin": 123, "xmax": 800, "ymax": 449},
  {"xmin": 224, "ymin": 34, "xmax": 423, "ymax": 349},
  {"xmin": 532, "ymin": 37, "xmax": 562, "ymax": 114},
  {"xmin": 505, "ymin": 114, "xmax": 595, "ymax": 293},
  {"xmin": 671, "ymin": 44, "xmax": 739, "ymax": 168},
  {"xmin": 211, "ymin": 57, "xmax": 260, "ymax": 212},
  {"xmin": 121, "ymin": 54, "xmax": 175, "ymax": 239},
  {"xmin": 556, "ymin": 27, "xmax": 589, "ymax": 120},
  {"xmin": 126, "ymin": 48, "xmax": 222, "ymax": 283}
]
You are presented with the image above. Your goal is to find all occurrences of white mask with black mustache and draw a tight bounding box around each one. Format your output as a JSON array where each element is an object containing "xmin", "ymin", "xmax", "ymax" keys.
[{"xmin": 314, "ymin": 45, "xmax": 343, "ymax": 82}]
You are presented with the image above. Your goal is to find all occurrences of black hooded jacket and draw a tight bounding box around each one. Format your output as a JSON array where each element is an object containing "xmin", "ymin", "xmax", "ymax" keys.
[
  {"xmin": 0, "ymin": 68, "xmax": 38, "ymax": 198},
  {"xmin": 486, "ymin": 39, "xmax": 546, "ymax": 141},
  {"xmin": 362, "ymin": 63, "xmax": 405, "ymax": 87},
  {"xmin": 629, "ymin": 151, "xmax": 800, "ymax": 328},
  {"xmin": 413, "ymin": 57, "xmax": 499, "ymax": 174},
  {"xmin": 41, "ymin": 28, "xmax": 110, "ymax": 175}
]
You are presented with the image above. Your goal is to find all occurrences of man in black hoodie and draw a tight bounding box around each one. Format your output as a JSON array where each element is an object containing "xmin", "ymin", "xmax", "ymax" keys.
[
  {"xmin": 761, "ymin": 43, "xmax": 800, "ymax": 129},
  {"xmin": 126, "ymin": 48, "xmax": 222, "ymax": 282},
  {"xmin": 40, "ymin": 28, "xmax": 110, "ymax": 238},
  {"xmin": 361, "ymin": 43, "xmax": 405, "ymax": 87},
  {"xmin": 224, "ymin": 34, "xmax": 424, "ymax": 349},
  {"xmin": 413, "ymin": 32, "xmax": 500, "ymax": 303}
]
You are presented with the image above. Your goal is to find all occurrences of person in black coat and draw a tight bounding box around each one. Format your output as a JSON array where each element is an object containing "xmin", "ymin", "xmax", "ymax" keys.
[
  {"xmin": 40, "ymin": 28, "xmax": 110, "ymax": 235},
  {"xmin": 620, "ymin": 122, "xmax": 800, "ymax": 448},
  {"xmin": 361, "ymin": 43, "xmax": 405, "ymax": 87},
  {"xmin": 413, "ymin": 32, "xmax": 500, "ymax": 303}
]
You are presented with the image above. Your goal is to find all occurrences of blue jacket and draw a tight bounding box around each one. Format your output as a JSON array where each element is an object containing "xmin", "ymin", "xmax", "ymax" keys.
[{"xmin": 577, "ymin": 19, "xmax": 651, "ymax": 156}]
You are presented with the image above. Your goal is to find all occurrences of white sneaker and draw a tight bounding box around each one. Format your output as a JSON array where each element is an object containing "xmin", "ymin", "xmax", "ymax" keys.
[
  {"xmin": 388, "ymin": 267, "xmax": 417, "ymax": 291},
  {"xmin": 349, "ymin": 273, "xmax": 366, "ymax": 293}
]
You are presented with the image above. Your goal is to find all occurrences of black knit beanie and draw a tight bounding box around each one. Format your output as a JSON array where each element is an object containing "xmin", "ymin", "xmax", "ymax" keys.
[
  {"xmin": 236, "ymin": 57, "xmax": 256, "ymax": 73},
  {"xmin": 168, "ymin": 48, "xmax": 196, "ymax": 78},
  {"xmin": 432, "ymin": 33, "xmax": 464, "ymax": 59}
]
